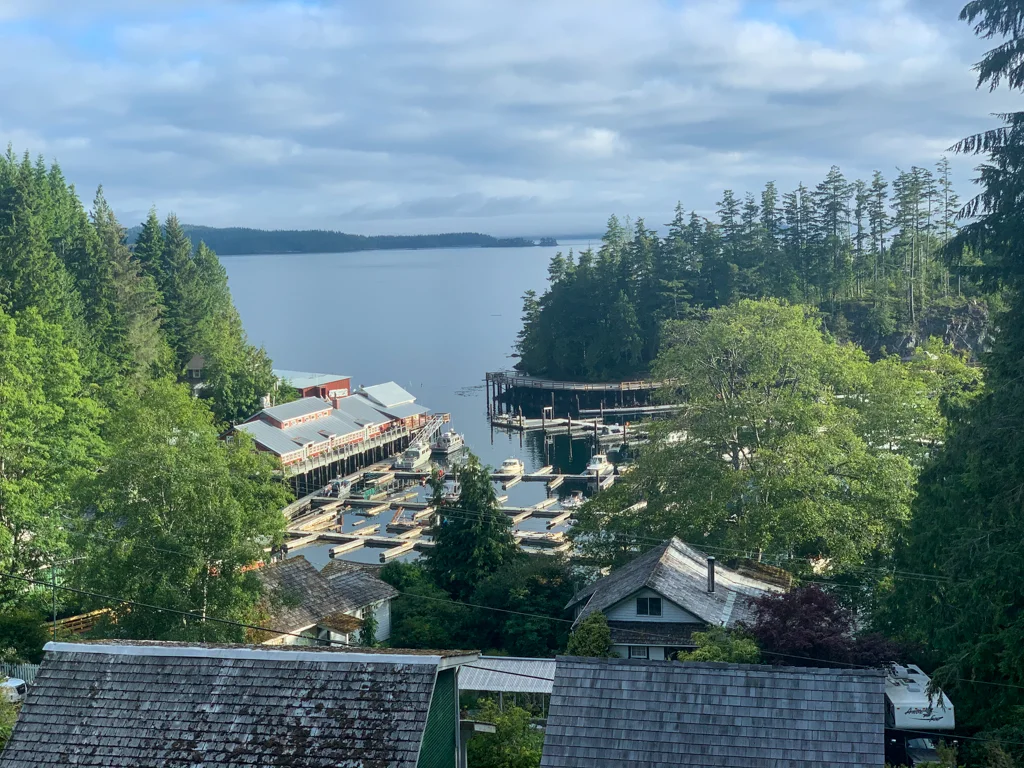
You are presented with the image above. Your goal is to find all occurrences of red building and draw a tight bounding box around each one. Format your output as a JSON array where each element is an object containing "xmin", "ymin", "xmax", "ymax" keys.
[{"xmin": 274, "ymin": 370, "xmax": 352, "ymax": 400}]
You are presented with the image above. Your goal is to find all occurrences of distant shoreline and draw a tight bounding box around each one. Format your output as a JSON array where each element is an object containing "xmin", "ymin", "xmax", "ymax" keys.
[{"xmin": 125, "ymin": 223, "xmax": 586, "ymax": 256}]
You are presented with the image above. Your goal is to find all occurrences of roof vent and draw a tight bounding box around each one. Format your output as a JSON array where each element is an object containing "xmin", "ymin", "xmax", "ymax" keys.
[{"xmin": 707, "ymin": 557, "xmax": 716, "ymax": 593}]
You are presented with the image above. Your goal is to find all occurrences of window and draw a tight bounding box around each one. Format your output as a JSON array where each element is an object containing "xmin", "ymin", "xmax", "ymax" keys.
[
  {"xmin": 636, "ymin": 597, "xmax": 662, "ymax": 617},
  {"xmin": 628, "ymin": 646, "xmax": 649, "ymax": 659}
]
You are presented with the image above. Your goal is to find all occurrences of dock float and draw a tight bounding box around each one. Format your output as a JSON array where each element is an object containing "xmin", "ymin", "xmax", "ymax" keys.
[
  {"xmin": 531, "ymin": 497, "xmax": 559, "ymax": 511},
  {"xmin": 546, "ymin": 475, "xmax": 565, "ymax": 490},
  {"xmin": 502, "ymin": 476, "xmax": 522, "ymax": 490},
  {"xmin": 545, "ymin": 510, "xmax": 573, "ymax": 528},
  {"xmin": 354, "ymin": 504, "xmax": 389, "ymax": 517},
  {"xmin": 350, "ymin": 524, "xmax": 381, "ymax": 537},
  {"xmin": 380, "ymin": 540, "xmax": 416, "ymax": 562},
  {"xmin": 329, "ymin": 539, "xmax": 365, "ymax": 556}
]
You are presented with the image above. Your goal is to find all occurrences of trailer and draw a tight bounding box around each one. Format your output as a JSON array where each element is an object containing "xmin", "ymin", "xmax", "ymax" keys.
[{"xmin": 884, "ymin": 664, "xmax": 955, "ymax": 767}]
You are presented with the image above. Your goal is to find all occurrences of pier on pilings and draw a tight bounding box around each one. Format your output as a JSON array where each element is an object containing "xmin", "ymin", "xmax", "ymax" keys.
[{"xmin": 485, "ymin": 371, "xmax": 671, "ymax": 419}]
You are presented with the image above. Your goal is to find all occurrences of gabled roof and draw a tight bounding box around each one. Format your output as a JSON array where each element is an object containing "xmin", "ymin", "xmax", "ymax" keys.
[
  {"xmin": 274, "ymin": 369, "xmax": 350, "ymax": 389},
  {"xmin": 186, "ymin": 354, "xmax": 205, "ymax": 370},
  {"xmin": 325, "ymin": 566, "xmax": 398, "ymax": 607},
  {"xmin": 567, "ymin": 538, "xmax": 781, "ymax": 628},
  {"xmin": 460, "ymin": 657, "xmax": 556, "ymax": 694},
  {"xmin": 256, "ymin": 556, "xmax": 376, "ymax": 635},
  {"xmin": 332, "ymin": 393, "xmax": 392, "ymax": 427},
  {"xmin": 255, "ymin": 396, "xmax": 333, "ymax": 423},
  {"xmin": 0, "ymin": 641, "xmax": 478, "ymax": 768},
  {"xmin": 360, "ymin": 382, "xmax": 417, "ymax": 408},
  {"xmin": 236, "ymin": 411, "xmax": 364, "ymax": 457},
  {"xmin": 541, "ymin": 657, "xmax": 885, "ymax": 768},
  {"xmin": 375, "ymin": 402, "xmax": 430, "ymax": 420}
]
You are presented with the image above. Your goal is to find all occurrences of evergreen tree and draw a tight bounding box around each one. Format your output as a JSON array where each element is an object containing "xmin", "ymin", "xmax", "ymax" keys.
[
  {"xmin": 424, "ymin": 454, "xmax": 520, "ymax": 601},
  {"xmin": 132, "ymin": 208, "xmax": 165, "ymax": 290}
]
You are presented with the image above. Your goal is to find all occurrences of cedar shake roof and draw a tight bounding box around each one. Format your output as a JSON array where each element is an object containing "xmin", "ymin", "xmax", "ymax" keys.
[
  {"xmin": 255, "ymin": 556, "xmax": 395, "ymax": 638},
  {"xmin": 541, "ymin": 657, "xmax": 886, "ymax": 768},
  {"xmin": 567, "ymin": 538, "xmax": 781, "ymax": 628},
  {"xmin": 0, "ymin": 642, "xmax": 477, "ymax": 768}
]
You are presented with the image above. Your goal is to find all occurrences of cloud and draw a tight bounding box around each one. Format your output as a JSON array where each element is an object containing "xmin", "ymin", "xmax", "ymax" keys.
[{"xmin": 0, "ymin": 0, "xmax": 1004, "ymax": 235}]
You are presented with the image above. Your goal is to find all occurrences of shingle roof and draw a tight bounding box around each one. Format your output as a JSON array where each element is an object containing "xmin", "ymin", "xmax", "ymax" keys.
[
  {"xmin": 325, "ymin": 568, "xmax": 399, "ymax": 607},
  {"xmin": 256, "ymin": 556, "xmax": 386, "ymax": 635},
  {"xmin": 568, "ymin": 538, "xmax": 781, "ymax": 628},
  {"xmin": 321, "ymin": 559, "xmax": 384, "ymax": 579},
  {"xmin": 0, "ymin": 642, "xmax": 455, "ymax": 768},
  {"xmin": 460, "ymin": 657, "xmax": 556, "ymax": 694},
  {"xmin": 274, "ymin": 370, "xmax": 350, "ymax": 389},
  {"xmin": 360, "ymin": 382, "xmax": 416, "ymax": 408},
  {"xmin": 541, "ymin": 657, "xmax": 886, "ymax": 768}
]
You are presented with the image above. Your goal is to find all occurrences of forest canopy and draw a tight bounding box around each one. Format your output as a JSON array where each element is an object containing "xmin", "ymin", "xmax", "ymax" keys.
[{"xmin": 516, "ymin": 161, "xmax": 992, "ymax": 382}]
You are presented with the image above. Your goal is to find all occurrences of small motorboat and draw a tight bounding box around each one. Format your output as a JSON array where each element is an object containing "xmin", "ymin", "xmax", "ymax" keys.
[
  {"xmin": 560, "ymin": 490, "xmax": 585, "ymax": 510},
  {"xmin": 499, "ymin": 457, "xmax": 525, "ymax": 476},
  {"xmin": 395, "ymin": 443, "xmax": 431, "ymax": 470},
  {"xmin": 585, "ymin": 454, "xmax": 614, "ymax": 477},
  {"xmin": 431, "ymin": 431, "xmax": 466, "ymax": 455}
]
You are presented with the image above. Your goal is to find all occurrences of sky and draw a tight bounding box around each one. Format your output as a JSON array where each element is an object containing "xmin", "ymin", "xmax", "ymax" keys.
[{"xmin": 0, "ymin": 0, "xmax": 1015, "ymax": 236}]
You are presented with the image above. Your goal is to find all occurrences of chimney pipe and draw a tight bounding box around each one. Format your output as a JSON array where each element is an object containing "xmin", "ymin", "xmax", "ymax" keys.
[{"xmin": 707, "ymin": 557, "xmax": 716, "ymax": 593}]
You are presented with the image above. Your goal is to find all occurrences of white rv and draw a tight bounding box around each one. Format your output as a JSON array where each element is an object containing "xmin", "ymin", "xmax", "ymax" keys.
[{"xmin": 885, "ymin": 664, "xmax": 955, "ymax": 767}]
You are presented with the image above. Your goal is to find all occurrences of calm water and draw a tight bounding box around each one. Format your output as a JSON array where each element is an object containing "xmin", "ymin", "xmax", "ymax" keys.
[{"xmin": 223, "ymin": 241, "xmax": 599, "ymax": 566}]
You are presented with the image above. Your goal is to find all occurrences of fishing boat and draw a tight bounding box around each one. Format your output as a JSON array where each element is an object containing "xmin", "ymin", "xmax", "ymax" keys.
[
  {"xmin": 498, "ymin": 457, "xmax": 525, "ymax": 476},
  {"xmin": 560, "ymin": 490, "xmax": 585, "ymax": 510},
  {"xmin": 395, "ymin": 443, "xmax": 431, "ymax": 470},
  {"xmin": 584, "ymin": 454, "xmax": 614, "ymax": 477},
  {"xmin": 431, "ymin": 431, "xmax": 465, "ymax": 455}
]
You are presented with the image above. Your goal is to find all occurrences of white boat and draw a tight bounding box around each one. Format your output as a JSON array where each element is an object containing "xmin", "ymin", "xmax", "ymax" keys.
[
  {"xmin": 431, "ymin": 431, "xmax": 465, "ymax": 455},
  {"xmin": 585, "ymin": 454, "xmax": 614, "ymax": 476},
  {"xmin": 560, "ymin": 490, "xmax": 585, "ymax": 510},
  {"xmin": 395, "ymin": 443, "xmax": 431, "ymax": 470},
  {"xmin": 499, "ymin": 457, "xmax": 525, "ymax": 476},
  {"xmin": 599, "ymin": 424, "xmax": 624, "ymax": 436}
]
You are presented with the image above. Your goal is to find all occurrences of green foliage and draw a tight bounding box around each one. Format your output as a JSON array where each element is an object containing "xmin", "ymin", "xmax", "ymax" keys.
[
  {"xmin": 469, "ymin": 556, "xmax": 575, "ymax": 657},
  {"xmin": 0, "ymin": 700, "xmax": 17, "ymax": 751},
  {"xmin": 517, "ymin": 161, "xmax": 986, "ymax": 381},
  {"xmin": 677, "ymin": 627, "xmax": 760, "ymax": 664},
  {"xmin": 360, "ymin": 605, "xmax": 378, "ymax": 647},
  {"xmin": 565, "ymin": 613, "xmax": 614, "ymax": 657},
  {"xmin": 75, "ymin": 379, "xmax": 289, "ymax": 642},
  {"xmin": 424, "ymin": 454, "xmax": 521, "ymax": 601},
  {"xmin": 571, "ymin": 299, "xmax": 943, "ymax": 569},
  {"xmin": 379, "ymin": 562, "xmax": 471, "ymax": 650},
  {"xmin": 467, "ymin": 699, "xmax": 544, "ymax": 768},
  {"xmin": 0, "ymin": 609, "xmax": 49, "ymax": 664},
  {"xmin": 0, "ymin": 307, "xmax": 104, "ymax": 606},
  {"xmin": 884, "ymin": 1, "xmax": 1024, "ymax": 736}
]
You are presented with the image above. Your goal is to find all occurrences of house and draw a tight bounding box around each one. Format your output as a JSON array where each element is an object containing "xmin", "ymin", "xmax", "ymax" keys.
[
  {"xmin": 360, "ymin": 382, "xmax": 431, "ymax": 430},
  {"xmin": 255, "ymin": 555, "xmax": 396, "ymax": 645},
  {"xmin": 185, "ymin": 353, "xmax": 205, "ymax": 381},
  {"xmin": 565, "ymin": 537, "xmax": 782, "ymax": 660},
  {"xmin": 540, "ymin": 657, "xmax": 885, "ymax": 768},
  {"xmin": 274, "ymin": 369, "xmax": 352, "ymax": 401},
  {"xmin": 0, "ymin": 640, "xmax": 478, "ymax": 768}
]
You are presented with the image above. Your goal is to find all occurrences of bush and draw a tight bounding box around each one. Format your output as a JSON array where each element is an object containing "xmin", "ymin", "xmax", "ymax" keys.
[{"xmin": 0, "ymin": 610, "xmax": 49, "ymax": 664}]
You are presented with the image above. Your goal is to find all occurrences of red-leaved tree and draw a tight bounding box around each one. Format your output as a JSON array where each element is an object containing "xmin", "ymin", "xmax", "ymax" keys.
[{"xmin": 746, "ymin": 585, "xmax": 899, "ymax": 668}]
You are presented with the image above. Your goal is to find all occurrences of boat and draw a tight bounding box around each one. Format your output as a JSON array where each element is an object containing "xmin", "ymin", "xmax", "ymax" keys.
[
  {"xmin": 431, "ymin": 431, "xmax": 465, "ymax": 455},
  {"xmin": 443, "ymin": 482, "xmax": 461, "ymax": 503},
  {"xmin": 498, "ymin": 457, "xmax": 525, "ymax": 476},
  {"xmin": 584, "ymin": 454, "xmax": 615, "ymax": 477},
  {"xmin": 560, "ymin": 490, "xmax": 585, "ymax": 510},
  {"xmin": 395, "ymin": 443, "xmax": 432, "ymax": 470},
  {"xmin": 599, "ymin": 424, "xmax": 624, "ymax": 437}
]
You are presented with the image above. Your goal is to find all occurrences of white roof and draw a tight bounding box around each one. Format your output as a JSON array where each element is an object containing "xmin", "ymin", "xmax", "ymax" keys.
[
  {"xmin": 459, "ymin": 657, "xmax": 555, "ymax": 694},
  {"xmin": 274, "ymin": 370, "xmax": 350, "ymax": 389},
  {"xmin": 360, "ymin": 382, "xmax": 416, "ymax": 409},
  {"xmin": 885, "ymin": 664, "xmax": 955, "ymax": 730}
]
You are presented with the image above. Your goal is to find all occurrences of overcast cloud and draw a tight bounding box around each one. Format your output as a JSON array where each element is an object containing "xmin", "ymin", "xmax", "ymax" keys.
[{"xmin": 0, "ymin": 0, "xmax": 1013, "ymax": 235}]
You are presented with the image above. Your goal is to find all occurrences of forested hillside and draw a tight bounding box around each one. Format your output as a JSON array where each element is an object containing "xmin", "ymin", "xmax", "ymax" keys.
[
  {"xmin": 125, "ymin": 223, "xmax": 542, "ymax": 255},
  {"xmin": 517, "ymin": 161, "xmax": 994, "ymax": 381},
  {"xmin": 0, "ymin": 147, "xmax": 288, "ymax": 650}
]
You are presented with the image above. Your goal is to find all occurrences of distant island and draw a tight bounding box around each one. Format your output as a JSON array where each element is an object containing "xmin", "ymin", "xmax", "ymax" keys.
[{"xmin": 124, "ymin": 224, "xmax": 556, "ymax": 255}]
